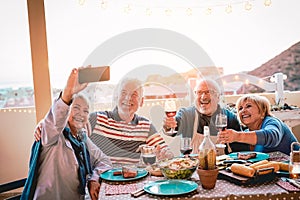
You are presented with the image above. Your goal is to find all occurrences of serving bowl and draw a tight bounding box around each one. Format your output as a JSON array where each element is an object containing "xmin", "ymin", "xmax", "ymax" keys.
[{"xmin": 158, "ymin": 157, "xmax": 199, "ymax": 179}]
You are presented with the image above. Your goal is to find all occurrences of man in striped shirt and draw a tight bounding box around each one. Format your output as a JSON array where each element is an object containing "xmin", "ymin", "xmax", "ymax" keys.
[{"xmin": 89, "ymin": 78, "xmax": 173, "ymax": 164}]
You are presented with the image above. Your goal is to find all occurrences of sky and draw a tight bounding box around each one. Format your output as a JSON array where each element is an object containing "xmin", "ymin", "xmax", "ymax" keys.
[{"xmin": 1, "ymin": 0, "xmax": 300, "ymax": 88}]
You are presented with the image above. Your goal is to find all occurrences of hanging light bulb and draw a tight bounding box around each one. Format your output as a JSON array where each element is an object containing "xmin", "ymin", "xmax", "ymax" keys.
[
  {"xmin": 225, "ymin": 4, "xmax": 232, "ymax": 14},
  {"xmin": 165, "ymin": 9, "xmax": 172, "ymax": 16},
  {"xmin": 100, "ymin": 0, "xmax": 108, "ymax": 10},
  {"xmin": 78, "ymin": 0, "xmax": 85, "ymax": 6},
  {"xmin": 244, "ymin": 1, "xmax": 252, "ymax": 11},
  {"xmin": 146, "ymin": 8, "xmax": 152, "ymax": 16},
  {"xmin": 186, "ymin": 8, "xmax": 193, "ymax": 16},
  {"xmin": 124, "ymin": 4, "xmax": 132, "ymax": 14},
  {"xmin": 205, "ymin": 7, "xmax": 212, "ymax": 15},
  {"xmin": 264, "ymin": 0, "xmax": 272, "ymax": 6}
]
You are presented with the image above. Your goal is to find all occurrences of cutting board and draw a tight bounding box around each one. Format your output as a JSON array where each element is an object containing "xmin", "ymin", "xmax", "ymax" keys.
[{"xmin": 218, "ymin": 169, "xmax": 276, "ymax": 185}]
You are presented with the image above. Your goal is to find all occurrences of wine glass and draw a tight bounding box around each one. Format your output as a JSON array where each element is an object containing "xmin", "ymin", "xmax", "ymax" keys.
[
  {"xmin": 139, "ymin": 145, "xmax": 156, "ymax": 183},
  {"xmin": 140, "ymin": 145, "xmax": 156, "ymax": 166},
  {"xmin": 164, "ymin": 99, "xmax": 177, "ymax": 135},
  {"xmin": 180, "ymin": 137, "xmax": 192, "ymax": 157},
  {"xmin": 215, "ymin": 113, "xmax": 230, "ymax": 153}
]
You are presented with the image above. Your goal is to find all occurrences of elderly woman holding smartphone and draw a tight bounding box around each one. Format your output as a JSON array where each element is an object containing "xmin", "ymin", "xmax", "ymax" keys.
[
  {"xmin": 218, "ymin": 94, "xmax": 298, "ymax": 155},
  {"xmin": 22, "ymin": 67, "xmax": 112, "ymax": 200}
]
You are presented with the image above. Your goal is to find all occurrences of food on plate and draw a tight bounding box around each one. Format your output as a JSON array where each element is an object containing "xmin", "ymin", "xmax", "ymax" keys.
[
  {"xmin": 230, "ymin": 163, "xmax": 255, "ymax": 177},
  {"xmin": 249, "ymin": 160, "xmax": 269, "ymax": 169},
  {"xmin": 216, "ymin": 154, "xmax": 230, "ymax": 162},
  {"xmin": 249, "ymin": 160, "xmax": 280, "ymax": 175},
  {"xmin": 122, "ymin": 166, "xmax": 138, "ymax": 178},
  {"xmin": 237, "ymin": 152, "xmax": 257, "ymax": 160},
  {"xmin": 251, "ymin": 161, "xmax": 279, "ymax": 172},
  {"xmin": 159, "ymin": 157, "xmax": 198, "ymax": 179},
  {"xmin": 113, "ymin": 171, "xmax": 122, "ymax": 176},
  {"xmin": 146, "ymin": 164, "xmax": 163, "ymax": 177},
  {"xmin": 278, "ymin": 162, "xmax": 290, "ymax": 171}
]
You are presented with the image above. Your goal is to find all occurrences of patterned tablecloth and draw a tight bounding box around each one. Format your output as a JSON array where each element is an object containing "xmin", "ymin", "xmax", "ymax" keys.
[
  {"xmin": 93, "ymin": 152, "xmax": 299, "ymax": 200},
  {"xmin": 95, "ymin": 173, "xmax": 300, "ymax": 200}
]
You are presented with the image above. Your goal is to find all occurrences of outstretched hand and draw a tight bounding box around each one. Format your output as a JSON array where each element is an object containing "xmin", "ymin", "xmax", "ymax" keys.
[
  {"xmin": 218, "ymin": 129, "xmax": 236, "ymax": 144},
  {"xmin": 62, "ymin": 66, "xmax": 89, "ymax": 104}
]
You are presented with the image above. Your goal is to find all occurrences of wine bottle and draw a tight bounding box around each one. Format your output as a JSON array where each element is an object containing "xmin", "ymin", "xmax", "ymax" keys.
[{"xmin": 198, "ymin": 126, "xmax": 217, "ymax": 170}]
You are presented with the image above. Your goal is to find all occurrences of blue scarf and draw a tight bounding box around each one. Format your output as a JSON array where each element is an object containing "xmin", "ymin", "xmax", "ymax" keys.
[
  {"xmin": 20, "ymin": 140, "xmax": 41, "ymax": 200},
  {"xmin": 63, "ymin": 127, "xmax": 92, "ymax": 195},
  {"xmin": 21, "ymin": 128, "xmax": 92, "ymax": 199}
]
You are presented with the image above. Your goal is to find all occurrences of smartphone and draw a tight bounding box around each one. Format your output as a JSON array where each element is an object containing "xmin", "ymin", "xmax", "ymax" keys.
[{"xmin": 78, "ymin": 66, "xmax": 110, "ymax": 83}]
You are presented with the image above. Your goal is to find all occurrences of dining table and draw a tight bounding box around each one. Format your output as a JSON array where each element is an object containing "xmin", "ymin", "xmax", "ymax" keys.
[{"xmin": 96, "ymin": 152, "xmax": 300, "ymax": 200}]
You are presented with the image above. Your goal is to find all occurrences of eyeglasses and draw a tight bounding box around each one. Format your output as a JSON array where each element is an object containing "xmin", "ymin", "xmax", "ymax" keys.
[
  {"xmin": 120, "ymin": 90, "xmax": 140, "ymax": 99},
  {"xmin": 194, "ymin": 90, "xmax": 218, "ymax": 96}
]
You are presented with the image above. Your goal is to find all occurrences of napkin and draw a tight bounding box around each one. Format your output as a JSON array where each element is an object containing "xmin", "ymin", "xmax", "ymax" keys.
[
  {"xmin": 276, "ymin": 179, "xmax": 300, "ymax": 192},
  {"xmin": 105, "ymin": 183, "xmax": 138, "ymax": 195}
]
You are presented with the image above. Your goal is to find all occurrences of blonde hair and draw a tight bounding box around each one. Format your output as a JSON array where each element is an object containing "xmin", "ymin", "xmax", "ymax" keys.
[{"xmin": 236, "ymin": 94, "xmax": 273, "ymax": 118}]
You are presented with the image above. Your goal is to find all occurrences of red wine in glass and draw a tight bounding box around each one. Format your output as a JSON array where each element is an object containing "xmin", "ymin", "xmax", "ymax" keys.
[
  {"xmin": 142, "ymin": 154, "xmax": 156, "ymax": 165},
  {"xmin": 180, "ymin": 137, "xmax": 192, "ymax": 156},
  {"xmin": 215, "ymin": 114, "xmax": 227, "ymax": 132},
  {"xmin": 180, "ymin": 148, "xmax": 193, "ymax": 155},
  {"xmin": 216, "ymin": 124, "xmax": 226, "ymax": 131},
  {"xmin": 164, "ymin": 100, "xmax": 178, "ymax": 135},
  {"xmin": 165, "ymin": 111, "xmax": 176, "ymax": 117}
]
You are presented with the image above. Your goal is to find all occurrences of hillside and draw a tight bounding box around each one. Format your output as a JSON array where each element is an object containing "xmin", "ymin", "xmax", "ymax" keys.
[{"xmin": 242, "ymin": 41, "xmax": 300, "ymax": 93}]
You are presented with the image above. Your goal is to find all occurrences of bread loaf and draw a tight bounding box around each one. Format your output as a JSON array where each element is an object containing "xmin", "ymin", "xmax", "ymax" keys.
[
  {"xmin": 279, "ymin": 162, "xmax": 290, "ymax": 172},
  {"xmin": 231, "ymin": 163, "xmax": 255, "ymax": 178},
  {"xmin": 271, "ymin": 161, "xmax": 290, "ymax": 172},
  {"xmin": 249, "ymin": 160, "xmax": 269, "ymax": 169},
  {"xmin": 252, "ymin": 162, "xmax": 280, "ymax": 174}
]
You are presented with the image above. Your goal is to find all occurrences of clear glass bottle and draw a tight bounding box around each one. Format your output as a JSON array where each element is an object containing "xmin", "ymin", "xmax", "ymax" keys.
[
  {"xmin": 198, "ymin": 126, "xmax": 216, "ymax": 170},
  {"xmin": 290, "ymin": 142, "xmax": 300, "ymax": 180}
]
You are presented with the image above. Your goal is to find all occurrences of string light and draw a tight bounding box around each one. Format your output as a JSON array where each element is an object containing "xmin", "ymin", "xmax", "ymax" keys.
[
  {"xmin": 124, "ymin": 4, "xmax": 132, "ymax": 14},
  {"xmin": 78, "ymin": 0, "xmax": 85, "ymax": 6},
  {"xmin": 0, "ymin": 108, "xmax": 36, "ymax": 113},
  {"xmin": 79, "ymin": 0, "xmax": 272, "ymax": 15},
  {"xmin": 205, "ymin": 7, "xmax": 212, "ymax": 15},
  {"xmin": 100, "ymin": 0, "xmax": 108, "ymax": 10},
  {"xmin": 225, "ymin": 4, "xmax": 232, "ymax": 14},
  {"xmin": 264, "ymin": 0, "xmax": 272, "ymax": 6},
  {"xmin": 186, "ymin": 8, "xmax": 193, "ymax": 16},
  {"xmin": 165, "ymin": 9, "xmax": 172, "ymax": 16},
  {"xmin": 146, "ymin": 8, "xmax": 152, "ymax": 16},
  {"xmin": 244, "ymin": 1, "xmax": 252, "ymax": 11}
]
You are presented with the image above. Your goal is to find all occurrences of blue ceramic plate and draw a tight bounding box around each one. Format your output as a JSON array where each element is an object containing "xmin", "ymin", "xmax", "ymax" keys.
[
  {"xmin": 100, "ymin": 168, "xmax": 148, "ymax": 182},
  {"xmin": 143, "ymin": 180, "xmax": 198, "ymax": 196},
  {"xmin": 228, "ymin": 151, "xmax": 269, "ymax": 162}
]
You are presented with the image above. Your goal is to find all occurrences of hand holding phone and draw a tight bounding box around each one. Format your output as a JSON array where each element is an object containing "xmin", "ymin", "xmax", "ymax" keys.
[{"xmin": 78, "ymin": 66, "xmax": 110, "ymax": 84}]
